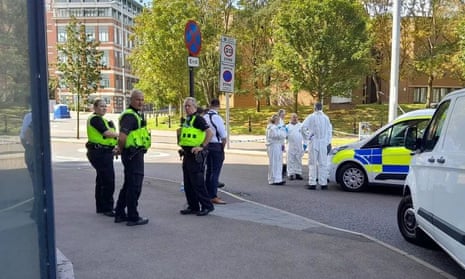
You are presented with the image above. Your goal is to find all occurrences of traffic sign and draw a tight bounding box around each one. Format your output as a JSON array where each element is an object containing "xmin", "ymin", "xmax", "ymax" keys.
[
  {"xmin": 220, "ymin": 36, "xmax": 236, "ymax": 65},
  {"xmin": 219, "ymin": 35, "xmax": 236, "ymax": 93},
  {"xmin": 219, "ymin": 63, "xmax": 235, "ymax": 93},
  {"xmin": 187, "ymin": 56, "xmax": 199, "ymax": 67},
  {"xmin": 184, "ymin": 20, "xmax": 201, "ymax": 57}
]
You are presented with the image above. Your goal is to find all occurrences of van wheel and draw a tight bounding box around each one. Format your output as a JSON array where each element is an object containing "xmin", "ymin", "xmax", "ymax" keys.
[
  {"xmin": 338, "ymin": 163, "xmax": 367, "ymax": 192},
  {"xmin": 397, "ymin": 195, "xmax": 431, "ymax": 246}
]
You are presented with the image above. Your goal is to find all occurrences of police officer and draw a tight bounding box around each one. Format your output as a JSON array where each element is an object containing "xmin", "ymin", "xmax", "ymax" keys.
[
  {"xmin": 178, "ymin": 97, "xmax": 215, "ymax": 216},
  {"xmin": 203, "ymin": 99, "xmax": 227, "ymax": 204},
  {"xmin": 86, "ymin": 99, "xmax": 118, "ymax": 216},
  {"xmin": 114, "ymin": 90, "xmax": 151, "ymax": 226}
]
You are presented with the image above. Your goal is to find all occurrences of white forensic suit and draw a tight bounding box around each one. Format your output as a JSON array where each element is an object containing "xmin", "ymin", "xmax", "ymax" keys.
[
  {"xmin": 286, "ymin": 121, "xmax": 305, "ymax": 178},
  {"xmin": 266, "ymin": 123, "xmax": 287, "ymax": 184},
  {"xmin": 301, "ymin": 110, "xmax": 332, "ymax": 186}
]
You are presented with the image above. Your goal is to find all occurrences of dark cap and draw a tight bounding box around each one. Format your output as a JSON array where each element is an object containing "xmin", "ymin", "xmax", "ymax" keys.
[
  {"xmin": 314, "ymin": 102, "xmax": 323, "ymax": 111},
  {"xmin": 210, "ymin": 99, "xmax": 220, "ymax": 107}
]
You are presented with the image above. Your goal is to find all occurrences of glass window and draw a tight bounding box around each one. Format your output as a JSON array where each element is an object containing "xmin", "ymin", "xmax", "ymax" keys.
[
  {"xmin": 423, "ymin": 100, "xmax": 450, "ymax": 152},
  {"xmin": 98, "ymin": 26, "xmax": 109, "ymax": 42},
  {"xmin": 85, "ymin": 26, "xmax": 95, "ymax": 41},
  {"xmin": 100, "ymin": 74, "xmax": 110, "ymax": 88},
  {"xmin": 1, "ymin": 0, "xmax": 54, "ymax": 277},
  {"xmin": 442, "ymin": 96, "xmax": 465, "ymax": 152},
  {"xmin": 57, "ymin": 26, "xmax": 67, "ymax": 42},
  {"xmin": 413, "ymin": 87, "xmax": 427, "ymax": 103},
  {"xmin": 101, "ymin": 50, "xmax": 109, "ymax": 67}
]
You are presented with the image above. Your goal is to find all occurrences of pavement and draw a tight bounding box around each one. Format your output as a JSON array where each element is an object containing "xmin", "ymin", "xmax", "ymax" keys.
[{"xmin": 51, "ymin": 118, "xmax": 457, "ymax": 279}]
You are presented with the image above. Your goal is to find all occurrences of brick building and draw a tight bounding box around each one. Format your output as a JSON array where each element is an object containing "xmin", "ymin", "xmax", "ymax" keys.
[{"xmin": 46, "ymin": 0, "xmax": 143, "ymax": 113}]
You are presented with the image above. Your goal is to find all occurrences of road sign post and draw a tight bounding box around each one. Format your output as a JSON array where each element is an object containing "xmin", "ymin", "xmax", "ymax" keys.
[
  {"xmin": 184, "ymin": 20, "xmax": 201, "ymax": 97},
  {"xmin": 219, "ymin": 35, "xmax": 236, "ymax": 149}
]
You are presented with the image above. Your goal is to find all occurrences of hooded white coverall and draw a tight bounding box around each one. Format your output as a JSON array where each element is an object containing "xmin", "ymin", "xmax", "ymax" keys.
[
  {"xmin": 301, "ymin": 111, "xmax": 332, "ymax": 186},
  {"xmin": 266, "ymin": 123, "xmax": 287, "ymax": 184},
  {"xmin": 286, "ymin": 122, "xmax": 304, "ymax": 177}
]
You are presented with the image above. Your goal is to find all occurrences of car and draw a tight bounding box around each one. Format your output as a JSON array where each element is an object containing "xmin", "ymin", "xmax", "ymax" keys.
[
  {"xmin": 328, "ymin": 109, "xmax": 434, "ymax": 192},
  {"xmin": 397, "ymin": 89, "xmax": 465, "ymax": 269}
]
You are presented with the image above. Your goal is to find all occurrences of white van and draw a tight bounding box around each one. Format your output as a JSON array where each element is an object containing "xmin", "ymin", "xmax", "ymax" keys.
[{"xmin": 397, "ymin": 89, "xmax": 465, "ymax": 269}]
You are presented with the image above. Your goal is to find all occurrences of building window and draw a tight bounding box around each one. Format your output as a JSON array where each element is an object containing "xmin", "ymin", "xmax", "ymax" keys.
[
  {"xmin": 100, "ymin": 74, "xmax": 110, "ymax": 88},
  {"xmin": 85, "ymin": 26, "xmax": 95, "ymax": 41},
  {"xmin": 413, "ymin": 87, "xmax": 427, "ymax": 103},
  {"xmin": 114, "ymin": 27, "xmax": 121, "ymax": 45},
  {"xmin": 101, "ymin": 50, "xmax": 109, "ymax": 67},
  {"xmin": 98, "ymin": 26, "xmax": 109, "ymax": 42},
  {"xmin": 115, "ymin": 50, "xmax": 122, "ymax": 67},
  {"xmin": 83, "ymin": 8, "xmax": 97, "ymax": 17},
  {"xmin": 97, "ymin": 7, "xmax": 111, "ymax": 16},
  {"xmin": 69, "ymin": 8, "xmax": 83, "ymax": 17},
  {"xmin": 432, "ymin": 88, "xmax": 451, "ymax": 103},
  {"xmin": 57, "ymin": 26, "xmax": 67, "ymax": 42}
]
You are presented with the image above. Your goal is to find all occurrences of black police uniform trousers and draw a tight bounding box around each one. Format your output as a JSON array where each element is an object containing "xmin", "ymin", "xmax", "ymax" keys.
[
  {"xmin": 115, "ymin": 148, "xmax": 144, "ymax": 221},
  {"xmin": 182, "ymin": 150, "xmax": 214, "ymax": 211},
  {"xmin": 86, "ymin": 147, "xmax": 115, "ymax": 213}
]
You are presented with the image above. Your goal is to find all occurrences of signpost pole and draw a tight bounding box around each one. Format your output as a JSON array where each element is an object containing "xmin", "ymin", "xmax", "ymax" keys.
[
  {"xmin": 189, "ymin": 66, "xmax": 194, "ymax": 97},
  {"xmin": 184, "ymin": 20, "xmax": 201, "ymax": 99}
]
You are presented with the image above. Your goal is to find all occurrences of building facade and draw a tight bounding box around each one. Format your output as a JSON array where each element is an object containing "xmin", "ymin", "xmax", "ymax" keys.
[{"xmin": 46, "ymin": 0, "xmax": 143, "ymax": 113}]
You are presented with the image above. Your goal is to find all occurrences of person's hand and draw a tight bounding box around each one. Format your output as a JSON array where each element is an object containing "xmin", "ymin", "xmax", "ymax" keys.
[
  {"xmin": 113, "ymin": 147, "xmax": 121, "ymax": 158},
  {"xmin": 191, "ymin": 146, "xmax": 203, "ymax": 155}
]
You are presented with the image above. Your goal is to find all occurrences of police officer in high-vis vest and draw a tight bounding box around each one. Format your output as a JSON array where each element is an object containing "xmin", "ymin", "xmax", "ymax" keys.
[
  {"xmin": 178, "ymin": 97, "xmax": 214, "ymax": 216},
  {"xmin": 86, "ymin": 99, "xmax": 119, "ymax": 217},
  {"xmin": 114, "ymin": 90, "xmax": 151, "ymax": 226}
]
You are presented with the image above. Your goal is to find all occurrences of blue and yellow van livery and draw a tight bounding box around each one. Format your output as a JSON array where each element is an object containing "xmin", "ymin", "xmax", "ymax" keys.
[{"xmin": 328, "ymin": 109, "xmax": 434, "ymax": 192}]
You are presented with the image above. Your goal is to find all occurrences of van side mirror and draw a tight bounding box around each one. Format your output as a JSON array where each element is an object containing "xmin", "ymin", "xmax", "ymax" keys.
[{"xmin": 404, "ymin": 127, "xmax": 417, "ymax": 150}]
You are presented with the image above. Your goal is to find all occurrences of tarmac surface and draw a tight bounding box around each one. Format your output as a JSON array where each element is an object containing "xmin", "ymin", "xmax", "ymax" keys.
[{"xmin": 51, "ymin": 118, "xmax": 457, "ymax": 279}]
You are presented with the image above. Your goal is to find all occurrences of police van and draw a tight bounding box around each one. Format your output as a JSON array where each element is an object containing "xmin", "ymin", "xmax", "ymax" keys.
[
  {"xmin": 328, "ymin": 109, "xmax": 434, "ymax": 192},
  {"xmin": 397, "ymin": 89, "xmax": 465, "ymax": 269}
]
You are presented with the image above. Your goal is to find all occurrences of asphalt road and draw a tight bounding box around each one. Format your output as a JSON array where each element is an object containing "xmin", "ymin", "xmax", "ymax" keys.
[{"xmin": 49, "ymin": 115, "xmax": 464, "ymax": 278}]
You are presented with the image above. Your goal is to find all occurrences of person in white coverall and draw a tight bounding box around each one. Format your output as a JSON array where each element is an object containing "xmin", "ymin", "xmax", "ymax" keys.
[
  {"xmin": 301, "ymin": 103, "xmax": 332, "ymax": 190},
  {"xmin": 286, "ymin": 113, "xmax": 305, "ymax": 180},
  {"xmin": 266, "ymin": 114, "xmax": 287, "ymax": 185}
]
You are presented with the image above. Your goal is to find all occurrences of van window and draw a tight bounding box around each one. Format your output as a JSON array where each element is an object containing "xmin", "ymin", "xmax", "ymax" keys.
[
  {"xmin": 423, "ymin": 100, "xmax": 450, "ymax": 152},
  {"xmin": 442, "ymin": 96, "xmax": 465, "ymax": 152}
]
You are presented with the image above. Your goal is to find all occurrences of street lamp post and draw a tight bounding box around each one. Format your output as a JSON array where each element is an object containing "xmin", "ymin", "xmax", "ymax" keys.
[{"xmin": 120, "ymin": 0, "xmax": 126, "ymax": 112}]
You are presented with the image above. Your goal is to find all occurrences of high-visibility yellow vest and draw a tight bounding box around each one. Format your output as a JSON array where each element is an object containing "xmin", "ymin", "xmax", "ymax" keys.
[
  {"xmin": 86, "ymin": 114, "xmax": 117, "ymax": 146},
  {"xmin": 119, "ymin": 109, "xmax": 151, "ymax": 149},
  {"xmin": 179, "ymin": 115, "xmax": 206, "ymax": 147}
]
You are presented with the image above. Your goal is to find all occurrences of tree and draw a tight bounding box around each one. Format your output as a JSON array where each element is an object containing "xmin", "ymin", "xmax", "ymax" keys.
[
  {"xmin": 273, "ymin": 0, "xmax": 371, "ymax": 105},
  {"xmin": 130, "ymin": 0, "xmax": 233, "ymax": 111},
  {"xmin": 0, "ymin": 0, "xmax": 29, "ymax": 105},
  {"xmin": 57, "ymin": 17, "xmax": 103, "ymax": 139},
  {"xmin": 233, "ymin": 0, "xmax": 276, "ymax": 112},
  {"xmin": 405, "ymin": 0, "xmax": 461, "ymax": 107}
]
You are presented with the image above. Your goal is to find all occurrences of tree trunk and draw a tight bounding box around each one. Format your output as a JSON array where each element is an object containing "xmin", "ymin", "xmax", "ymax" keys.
[
  {"xmin": 372, "ymin": 74, "xmax": 381, "ymax": 104},
  {"xmin": 293, "ymin": 90, "xmax": 298, "ymax": 113}
]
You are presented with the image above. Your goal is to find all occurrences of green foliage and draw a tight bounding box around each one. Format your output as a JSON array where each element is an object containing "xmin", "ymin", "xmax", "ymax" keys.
[
  {"xmin": 273, "ymin": 0, "xmax": 371, "ymax": 101},
  {"xmin": 130, "ymin": 0, "xmax": 234, "ymax": 109},
  {"xmin": 57, "ymin": 17, "xmax": 103, "ymax": 108},
  {"xmin": 0, "ymin": 0, "xmax": 29, "ymax": 105}
]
